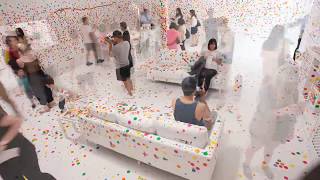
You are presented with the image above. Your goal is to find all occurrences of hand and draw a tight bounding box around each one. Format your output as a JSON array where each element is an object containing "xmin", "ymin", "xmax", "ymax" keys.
[
  {"xmin": 199, "ymin": 88, "xmax": 207, "ymax": 102},
  {"xmin": 215, "ymin": 59, "xmax": 222, "ymax": 65},
  {"xmin": 0, "ymin": 144, "xmax": 7, "ymax": 151},
  {"xmin": 104, "ymin": 37, "xmax": 112, "ymax": 44}
]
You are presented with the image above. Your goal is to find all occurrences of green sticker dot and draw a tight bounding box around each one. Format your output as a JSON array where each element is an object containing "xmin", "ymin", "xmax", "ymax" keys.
[
  {"xmin": 116, "ymin": 141, "xmax": 120, "ymax": 144},
  {"xmin": 127, "ymin": 170, "xmax": 131, "ymax": 174},
  {"xmin": 125, "ymin": 129, "xmax": 129, "ymax": 133},
  {"xmin": 202, "ymin": 151, "xmax": 208, "ymax": 156},
  {"xmin": 156, "ymin": 136, "xmax": 161, "ymax": 141},
  {"xmin": 133, "ymin": 117, "xmax": 138, "ymax": 120},
  {"xmin": 82, "ymin": 172, "xmax": 86, "ymax": 176}
]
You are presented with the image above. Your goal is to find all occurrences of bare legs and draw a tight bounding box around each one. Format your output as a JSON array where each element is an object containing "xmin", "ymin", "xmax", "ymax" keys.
[
  {"xmin": 123, "ymin": 79, "xmax": 133, "ymax": 96},
  {"xmin": 243, "ymin": 143, "xmax": 276, "ymax": 179},
  {"xmin": 191, "ymin": 34, "xmax": 198, "ymax": 47},
  {"xmin": 85, "ymin": 50, "xmax": 93, "ymax": 66}
]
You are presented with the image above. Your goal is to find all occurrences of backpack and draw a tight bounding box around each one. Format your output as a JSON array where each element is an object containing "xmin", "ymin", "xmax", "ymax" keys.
[{"xmin": 185, "ymin": 29, "xmax": 190, "ymax": 39}]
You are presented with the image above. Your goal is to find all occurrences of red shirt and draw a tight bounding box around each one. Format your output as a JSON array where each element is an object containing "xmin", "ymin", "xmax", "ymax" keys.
[{"xmin": 8, "ymin": 48, "xmax": 21, "ymax": 73}]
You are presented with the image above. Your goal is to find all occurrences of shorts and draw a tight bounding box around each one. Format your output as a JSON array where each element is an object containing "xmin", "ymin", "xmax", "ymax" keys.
[
  {"xmin": 191, "ymin": 27, "xmax": 198, "ymax": 34},
  {"xmin": 116, "ymin": 66, "xmax": 131, "ymax": 81},
  {"xmin": 84, "ymin": 43, "xmax": 97, "ymax": 51}
]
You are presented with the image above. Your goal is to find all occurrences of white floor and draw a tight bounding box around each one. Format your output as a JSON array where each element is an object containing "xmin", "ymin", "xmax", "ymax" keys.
[{"xmin": 1, "ymin": 21, "xmax": 319, "ymax": 180}]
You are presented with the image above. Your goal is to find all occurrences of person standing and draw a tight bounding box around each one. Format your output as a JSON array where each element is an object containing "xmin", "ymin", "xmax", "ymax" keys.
[
  {"xmin": 120, "ymin": 22, "xmax": 133, "ymax": 68},
  {"xmin": 190, "ymin": 10, "xmax": 200, "ymax": 47},
  {"xmin": 80, "ymin": 17, "xmax": 104, "ymax": 66},
  {"xmin": 178, "ymin": 18, "xmax": 187, "ymax": 51},
  {"xmin": 166, "ymin": 22, "xmax": 181, "ymax": 50},
  {"xmin": 0, "ymin": 81, "xmax": 56, "ymax": 180},
  {"xmin": 105, "ymin": 31, "xmax": 134, "ymax": 96},
  {"xmin": 140, "ymin": 8, "xmax": 153, "ymax": 28},
  {"xmin": 4, "ymin": 35, "xmax": 36, "ymax": 108},
  {"xmin": 171, "ymin": 8, "xmax": 183, "ymax": 24},
  {"xmin": 17, "ymin": 43, "xmax": 54, "ymax": 113}
]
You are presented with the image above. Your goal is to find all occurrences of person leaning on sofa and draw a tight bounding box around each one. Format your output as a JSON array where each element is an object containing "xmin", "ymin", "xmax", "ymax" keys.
[{"xmin": 171, "ymin": 76, "xmax": 215, "ymax": 130}]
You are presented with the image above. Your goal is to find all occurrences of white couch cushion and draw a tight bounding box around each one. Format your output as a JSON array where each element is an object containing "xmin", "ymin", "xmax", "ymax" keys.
[
  {"xmin": 116, "ymin": 112, "xmax": 156, "ymax": 134},
  {"xmin": 89, "ymin": 104, "xmax": 118, "ymax": 123},
  {"xmin": 155, "ymin": 119, "xmax": 209, "ymax": 148}
]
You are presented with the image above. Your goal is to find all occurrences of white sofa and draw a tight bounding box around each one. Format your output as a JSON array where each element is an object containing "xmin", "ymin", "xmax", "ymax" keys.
[
  {"xmin": 146, "ymin": 49, "xmax": 231, "ymax": 90},
  {"xmin": 63, "ymin": 100, "xmax": 224, "ymax": 180}
]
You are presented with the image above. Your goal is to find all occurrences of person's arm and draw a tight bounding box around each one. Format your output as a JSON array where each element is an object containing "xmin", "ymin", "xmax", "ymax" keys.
[
  {"xmin": 0, "ymin": 115, "xmax": 22, "ymax": 151},
  {"xmin": 104, "ymin": 38, "xmax": 113, "ymax": 56},
  {"xmin": 171, "ymin": 99, "xmax": 176, "ymax": 110},
  {"xmin": 176, "ymin": 32, "xmax": 181, "ymax": 43},
  {"xmin": 0, "ymin": 82, "xmax": 20, "ymax": 116},
  {"xmin": 16, "ymin": 58, "xmax": 25, "ymax": 68},
  {"xmin": 198, "ymin": 102, "xmax": 213, "ymax": 129},
  {"xmin": 195, "ymin": 102, "xmax": 212, "ymax": 129},
  {"xmin": 0, "ymin": 82, "xmax": 22, "ymax": 150}
]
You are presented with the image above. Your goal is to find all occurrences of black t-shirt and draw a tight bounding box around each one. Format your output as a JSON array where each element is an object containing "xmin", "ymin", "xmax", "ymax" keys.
[
  {"xmin": 123, "ymin": 30, "xmax": 131, "ymax": 43},
  {"xmin": 123, "ymin": 30, "xmax": 133, "ymax": 67}
]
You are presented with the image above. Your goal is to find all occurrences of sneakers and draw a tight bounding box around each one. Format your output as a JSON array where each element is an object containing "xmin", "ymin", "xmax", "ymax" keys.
[{"xmin": 86, "ymin": 62, "xmax": 93, "ymax": 66}]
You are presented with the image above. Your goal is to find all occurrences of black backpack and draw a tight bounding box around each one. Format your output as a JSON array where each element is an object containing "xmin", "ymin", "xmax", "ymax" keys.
[{"xmin": 185, "ymin": 29, "xmax": 190, "ymax": 39}]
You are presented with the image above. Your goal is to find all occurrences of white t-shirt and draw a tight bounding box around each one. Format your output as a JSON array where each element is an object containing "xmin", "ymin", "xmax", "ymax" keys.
[
  {"xmin": 205, "ymin": 50, "xmax": 223, "ymax": 70},
  {"xmin": 111, "ymin": 41, "xmax": 130, "ymax": 68},
  {"xmin": 191, "ymin": 16, "xmax": 197, "ymax": 27},
  {"xmin": 80, "ymin": 25, "xmax": 94, "ymax": 44}
]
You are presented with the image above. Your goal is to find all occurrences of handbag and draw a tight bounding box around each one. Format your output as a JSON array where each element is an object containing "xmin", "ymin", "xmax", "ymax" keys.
[{"xmin": 196, "ymin": 19, "xmax": 201, "ymax": 27}]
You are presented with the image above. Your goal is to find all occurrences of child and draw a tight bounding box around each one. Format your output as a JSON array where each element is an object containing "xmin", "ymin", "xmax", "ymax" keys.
[{"xmin": 45, "ymin": 76, "xmax": 79, "ymax": 113}]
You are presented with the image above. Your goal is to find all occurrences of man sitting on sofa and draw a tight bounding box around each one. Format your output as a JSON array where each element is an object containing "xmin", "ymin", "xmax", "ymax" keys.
[{"xmin": 172, "ymin": 77, "xmax": 215, "ymax": 129}]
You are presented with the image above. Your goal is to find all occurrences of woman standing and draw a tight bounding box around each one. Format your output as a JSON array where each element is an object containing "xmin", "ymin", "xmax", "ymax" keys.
[
  {"xmin": 171, "ymin": 8, "xmax": 183, "ymax": 23},
  {"xmin": 198, "ymin": 38, "xmax": 222, "ymax": 92},
  {"xmin": 17, "ymin": 43, "xmax": 54, "ymax": 113},
  {"xmin": 166, "ymin": 22, "xmax": 181, "ymax": 50},
  {"xmin": 178, "ymin": 18, "xmax": 187, "ymax": 51},
  {"xmin": 4, "ymin": 35, "xmax": 36, "ymax": 108},
  {"xmin": 120, "ymin": 22, "xmax": 133, "ymax": 68},
  {"xmin": 190, "ymin": 9, "xmax": 199, "ymax": 47}
]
